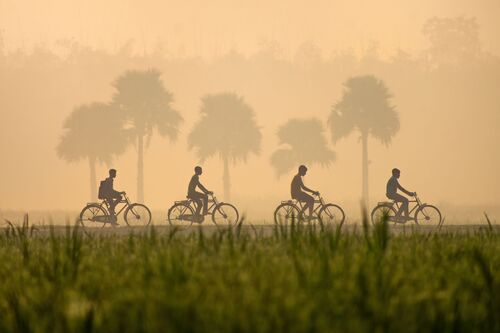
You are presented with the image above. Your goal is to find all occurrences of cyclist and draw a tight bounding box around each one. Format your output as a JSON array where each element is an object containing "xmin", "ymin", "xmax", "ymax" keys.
[
  {"xmin": 187, "ymin": 166, "xmax": 213, "ymax": 221},
  {"xmin": 291, "ymin": 165, "xmax": 319, "ymax": 220},
  {"xmin": 386, "ymin": 168, "xmax": 415, "ymax": 221},
  {"xmin": 99, "ymin": 168, "xmax": 125, "ymax": 224}
]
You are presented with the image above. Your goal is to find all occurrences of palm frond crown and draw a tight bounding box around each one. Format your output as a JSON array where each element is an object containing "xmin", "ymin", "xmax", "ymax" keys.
[{"xmin": 188, "ymin": 92, "xmax": 262, "ymax": 162}]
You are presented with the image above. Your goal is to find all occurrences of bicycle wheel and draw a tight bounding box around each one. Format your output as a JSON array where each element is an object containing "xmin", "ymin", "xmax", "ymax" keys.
[
  {"xmin": 168, "ymin": 203, "xmax": 195, "ymax": 230},
  {"xmin": 371, "ymin": 204, "xmax": 397, "ymax": 225},
  {"xmin": 318, "ymin": 204, "xmax": 345, "ymax": 226},
  {"xmin": 79, "ymin": 204, "xmax": 109, "ymax": 228},
  {"xmin": 212, "ymin": 203, "xmax": 239, "ymax": 226},
  {"xmin": 415, "ymin": 204, "xmax": 441, "ymax": 227},
  {"xmin": 273, "ymin": 203, "xmax": 301, "ymax": 225},
  {"xmin": 124, "ymin": 203, "xmax": 152, "ymax": 226}
]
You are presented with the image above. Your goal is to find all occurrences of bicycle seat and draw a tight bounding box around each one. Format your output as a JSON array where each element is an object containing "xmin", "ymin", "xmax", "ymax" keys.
[
  {"xmin": 175, "ymin": 199, "xmax": 191, "ymax": 204},
  {"xmin": 378, "ymin": 201, "xmax": 394, "ymax": 205},
  {"xmin": 281, "ymin": 200, "xmax": 295, "ymax": 204}
]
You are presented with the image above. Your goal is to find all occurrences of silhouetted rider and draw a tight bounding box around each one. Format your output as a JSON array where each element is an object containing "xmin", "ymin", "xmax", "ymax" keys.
[
  {"xmin": 386, "ymin": 168, "xmax": 415, "ymax": 220},
  {"xmin": 188, "ymin": 166, "xmax": 213, "ymax": 218},
  {"xmin": 99, "ymin": 169, "xmax": 125, "ymax": 218},
  {"xmin": 291, "ymin": 165, "xmax": 319, "ymax": 219}
]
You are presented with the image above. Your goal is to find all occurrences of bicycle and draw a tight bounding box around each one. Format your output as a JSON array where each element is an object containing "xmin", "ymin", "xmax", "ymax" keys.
[
  {"xmin": 167, "ymin": 193, "xmax": 239, "ymax": 230},
  {"xmin": 273, "ymin": 193, "xmax": 345, "ymax": 226},
  {"xmin": 371, "ymin": 192, "xmax": 442, "ymax": 226},
  {"xmin": 79, "ymin": 193, "xmax": 152, "ymax": 227}
]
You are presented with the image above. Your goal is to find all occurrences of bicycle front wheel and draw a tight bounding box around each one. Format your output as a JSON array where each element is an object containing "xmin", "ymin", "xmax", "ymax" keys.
[
  {"xmin": 318, "ymin": 204, "xmax": 345, "ymax": 226},
  {"xmin": 125, "ymin": 203, "xmax": 152, "ymax": 226},
  {"xmin": 212, "ymin": 203, "xmax": 239, "ymax": 226},
  {"xmin": 79, "ymin": 204, "xmax": 109, "ymax": 228},
  {"xmin": 168, "ymin": 203, "xmax": 194, "ymax": 230},
  {"xmin": 415, "ymin": 205, "xmax": 442, "ymax": 227}
]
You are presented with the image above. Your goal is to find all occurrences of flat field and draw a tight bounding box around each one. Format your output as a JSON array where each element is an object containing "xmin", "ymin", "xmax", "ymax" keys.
[{"xmin": 0, "ymin": 219, "xmax": 499, "ymax": 333}]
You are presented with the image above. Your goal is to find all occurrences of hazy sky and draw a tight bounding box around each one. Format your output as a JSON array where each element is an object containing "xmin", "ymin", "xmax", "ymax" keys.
[
  {"xmin": 0, "ymin": 0, "xmax": 499, "ymax": 219},
  {"xmin": 1, "ymin": 0, "xmax": 499, "ymax": 58}
]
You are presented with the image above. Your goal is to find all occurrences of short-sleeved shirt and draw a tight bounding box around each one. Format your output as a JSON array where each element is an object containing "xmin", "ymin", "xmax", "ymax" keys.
[
  {"xmin": 187, "ymin": 175, "xmax": 200, "ymax": 196},
  {"xmin": 386, "ymin": 176, "xmax": 399, "ymax": 197},
  {"xmin": 291, "ymin": 174, "xmax": 304, "ymax": 198}
]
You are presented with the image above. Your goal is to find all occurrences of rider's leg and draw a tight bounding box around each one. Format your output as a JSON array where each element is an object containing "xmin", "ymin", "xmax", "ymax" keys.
[
  {"xmin": 401, "ymin": 197, "xmax": 409, "ymax": 217},
  {"xmin": 106, "ymin": 195, "xmax": 120, "ymax": 215},
  {"xmin": 297, "ymin": 202, "xmax": 307, "ymax": 218},
  {"xmin": 191, "ymin": 195, "xmax": 203, "ymax": 217},
  {"xmin": 305, "ymin": 194, "xmax": 314, "ymax": 218},
  {"xmin": 297, "ymin": 193, "xmax": 314, "ymax": 219},
  {"xmin": 390, "ymin": 194, "xmax": 409, "ymax": 218},
  {"xmin": 295, "ymin": 192, "xmax": 308, "ymax": 218},
  {"xmin": 202, "ymin": 193, "xmax": 209, "ymax": 215}
]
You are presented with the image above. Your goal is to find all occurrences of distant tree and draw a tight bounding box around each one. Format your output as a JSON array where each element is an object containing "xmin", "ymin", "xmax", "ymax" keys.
[
  {"xmin": 188, "ymin": 92, "xmax": 261, "ymax": 200},
  {"xmin": 255, "ymin": 38, "xmax": 284, "ymax": 60},
  {"xmin": 328, "ymin": 75, "xmax": 399, "ymax": 206},
  {"xmin": 422, "ymin": 16, "xmax": 481, "ymax": 67},
  {"xmin": 271, "ymin": 118, "xmax": 335, "ymax": 177},
  {"xmin": 294, "ymin": 41, "xmax": 323, "ymax": 68},
  {"xmin": 112, "ymin": 69, "xmax": 182, "ymax": 203},
  {"xmin": 57, "ymin": 103, "xmax": 127, "ymax": 201}
]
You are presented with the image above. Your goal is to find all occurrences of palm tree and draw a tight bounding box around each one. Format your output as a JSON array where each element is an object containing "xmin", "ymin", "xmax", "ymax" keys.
[
  {"xmin": 188, "ymin": 92, "xmax": 261, "ymax": 201},
  {"xmin": 57, "ymin": 103, "xmax": 128, "ymax": 201},
  {"xmin": 112, "ymin": 69, "xmax": 182, "ymax": 203},
  {"xmin": 328, "ymin": 75, "xmax": 399, "ymax": 206},
  {"xmin": 271, "ymin": 118, "xmax": 336, "ymax": 176}
]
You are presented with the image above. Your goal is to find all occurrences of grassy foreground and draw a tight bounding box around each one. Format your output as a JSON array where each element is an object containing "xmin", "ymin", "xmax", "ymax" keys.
[{"xmin": 0, "ymin": 218, "xmax": 499, "ymax": 333}]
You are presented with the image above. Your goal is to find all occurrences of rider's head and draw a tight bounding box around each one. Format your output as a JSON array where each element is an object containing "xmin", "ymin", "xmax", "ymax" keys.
[
  {"xmin": 298, "ymin": 165, "xmax": 308, "ymax": 176},
  {"xmin": 194, "ymin": 166, "xmax": 203, "ymax": 175},
  {"xmin": 109, "ymin": 169, "xmax": 117, "ymax": 178},
  {"xmin": 392, "ymin": 168, "xmax": 400, "ymax": 178}
]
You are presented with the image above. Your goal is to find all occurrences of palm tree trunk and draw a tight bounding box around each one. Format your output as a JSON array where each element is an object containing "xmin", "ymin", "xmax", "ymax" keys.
[
  {"xmin": 89, "ymin": 156, "xmax": 97, "ymax": 202},
  {"xmin": 137, "ymin": 134, "xmax": 144, "ymax": 203},
  {"xmin": 222, "ymin": 155, "xmax": 231, "ymax": 201},
  {"xmin": 361, "ymin": 132, "xmax": 369, "ymax": 208}
]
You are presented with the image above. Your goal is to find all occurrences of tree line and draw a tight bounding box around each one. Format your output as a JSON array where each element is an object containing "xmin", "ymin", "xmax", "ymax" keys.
[
  {"xmin": 57, "ymin": 70, "xmax": 398, "ymax": 206},
  {"xmin": 1, "ymin": 15, "xmax": 496, "ymax": 208}
]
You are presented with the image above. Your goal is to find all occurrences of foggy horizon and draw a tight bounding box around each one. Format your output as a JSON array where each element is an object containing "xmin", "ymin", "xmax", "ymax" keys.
[
  {"xmin": 0, "ymin": 0, "xmax": 499, "ymax": 222},
  {"xmin": 2, "ymin": 0, "xmax": 500, "ymax": 58}
]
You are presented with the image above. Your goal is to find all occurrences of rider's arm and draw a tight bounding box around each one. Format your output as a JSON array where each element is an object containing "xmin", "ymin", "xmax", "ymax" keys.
[
  {"xmin": 397, "ymin": 182, "xmax": 414, "ymax": 196},
  {"xmin": 300, "ymin": 178, "xmax": 317, "ymax": 194},
  {"xmin": 198, "ymin": 182, "xmax": 211, "ymax": 194}
]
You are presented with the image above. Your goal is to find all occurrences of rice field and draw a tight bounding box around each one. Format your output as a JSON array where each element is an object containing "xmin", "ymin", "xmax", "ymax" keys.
[{"xmin": 0, "ymin": 215, "xmax": 498, "ymax": 333}]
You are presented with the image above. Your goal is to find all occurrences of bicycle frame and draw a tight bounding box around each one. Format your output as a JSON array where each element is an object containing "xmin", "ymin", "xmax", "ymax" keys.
[
  {"xmin": 187, "ymin": 194, "xmax": 219, "ymax": 214},
  {"xmin": 97, "ymin": 194, "xmax": 132, "ymax": 216},
  {"xmin": 288, "ymin": 195, "xmax": 326, "ymax": 214},
  {"xmin": 390, "ymin": 194, "xmax": 424, "ymax": 216}
]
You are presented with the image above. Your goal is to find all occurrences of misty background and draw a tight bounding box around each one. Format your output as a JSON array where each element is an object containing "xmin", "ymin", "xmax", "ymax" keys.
[{"xmin": 0, "ymin": 0, "xmax": 499, "ymax": 222}]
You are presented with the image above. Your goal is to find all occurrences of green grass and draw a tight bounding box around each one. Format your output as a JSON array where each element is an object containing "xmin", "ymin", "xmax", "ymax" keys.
[{"xmin": 0, "ymin": 216, "xmax": 499, "ymax": 332}]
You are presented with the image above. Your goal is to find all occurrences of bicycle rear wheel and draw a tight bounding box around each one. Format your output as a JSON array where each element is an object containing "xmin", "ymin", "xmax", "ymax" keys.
[
  {"xmin": 124, "ymin": 203, "xmax": 152, "ymax": 226},
  {"xmin": 371, "ymin": 204, "xmax": 397, "ymax": 225},
  {"xmin": 318, "ymin": 204, "xmax": 345, "ymax": 226},
  {"xmin": 273, "ymin": 203, "xmax": 301, "ymax": 225},
  {"xmin": 212, "ymin": 203, "xmax": 239, "ymax": 226},
  {"xmin": 79, "ymin": 204, "xmax": 110, "ymax": 228},
  {"xmin": 168, "ymin": 203, "xmax": 195, "ymax": 230},
  {"xmin": 415, "ymin": 204, "xmax": 442, "ymax": 227}
]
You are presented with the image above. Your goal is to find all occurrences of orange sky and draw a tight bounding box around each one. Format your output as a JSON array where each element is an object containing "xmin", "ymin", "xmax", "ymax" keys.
[
  {"xmin": 0, "ymin": 0, "xmax": 499, "ymax": 221},
  {"xmin": 1, "ymin": 0, "xmax": 499, "ymax": 58}
]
